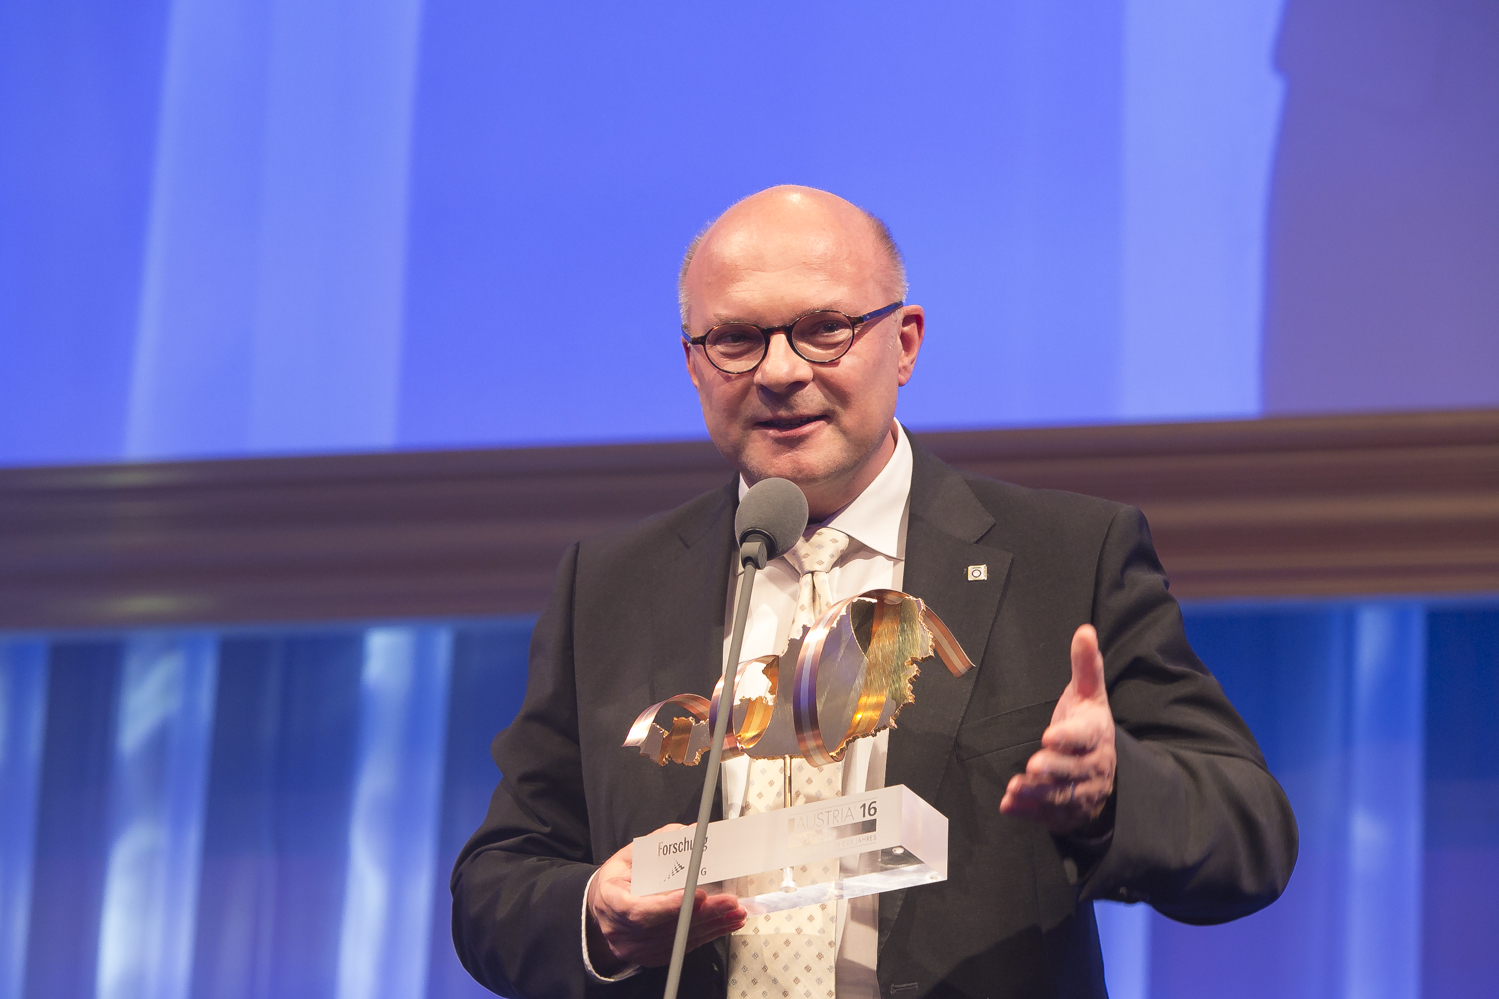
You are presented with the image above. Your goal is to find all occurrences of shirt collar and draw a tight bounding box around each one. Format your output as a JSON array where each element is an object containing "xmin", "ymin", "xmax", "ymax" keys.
[{"xmin": 736, "ymin": 420, "xmax": 912, "ymax": 561}]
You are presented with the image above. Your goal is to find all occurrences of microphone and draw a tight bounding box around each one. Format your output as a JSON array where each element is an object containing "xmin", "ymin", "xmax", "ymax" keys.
[
  {"xmin": 663, "ymin": 478, "xmax": 808, "ymax": 999},
  {"xmin": 734, "ymin": 477, "xmax": 809, "ymax": 568}
]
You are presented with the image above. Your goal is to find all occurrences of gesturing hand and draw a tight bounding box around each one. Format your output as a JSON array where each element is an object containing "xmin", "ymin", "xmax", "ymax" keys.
[
  {"xmin": 585, "ymin": 823, "xmax": 746, "ymax": 975},
  {"xmin": 999, "ymin": 624, "xmax": 1116, "ymax": 834}
]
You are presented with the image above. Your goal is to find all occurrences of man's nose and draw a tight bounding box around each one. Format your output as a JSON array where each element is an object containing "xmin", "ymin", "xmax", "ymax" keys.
[{"xmin": 754, "ymin": 332, "xmax": 814, "ymax": 391}]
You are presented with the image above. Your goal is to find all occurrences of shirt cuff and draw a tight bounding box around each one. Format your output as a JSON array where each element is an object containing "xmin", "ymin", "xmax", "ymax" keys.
[{"xmin": 581, "ymin": 868, "xmax": 642, "ymax": 983}]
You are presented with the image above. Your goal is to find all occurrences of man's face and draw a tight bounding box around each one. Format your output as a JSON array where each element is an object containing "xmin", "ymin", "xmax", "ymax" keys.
[{"xmin": 681, "ymin": 190, "xmax": 923, "ymax": 516}]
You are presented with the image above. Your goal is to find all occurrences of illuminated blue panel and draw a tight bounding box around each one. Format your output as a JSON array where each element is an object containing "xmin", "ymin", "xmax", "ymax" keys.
[
  {"xmin": 1094, "ymin": 899, "xmax": 1151, "ymax": 999},
  {"xmin": 1342, "ymin": 606, "xmax": 1424, "ymax": 998},
  {"xmin": 124, "ymin": 0, "xmax": 422, "ymax": 460},
  {"xmin": 1137, "ymin": 603, "xmax": 1427, "ymax": 999},
  {"xmin": 95, "ymin": 634, "xmax": 218, "ymax": 999},
  {"xmin": 117, "ymin": 0, "xmax": 273, "ymax": 459},
  {"xmin": 7, "ymin": 1, "xmax": 1499, "ymax": 470},
  {"xmin": 336, "ymin": 628, "xmax": 452, "ymax": 999},
  {"xmin": 0, "ymin": 640, "xmax": 49, "ymax": 999},
  {"xmin": 0, "ymin": 1, "xmax": 169, "ymax": 466},
  {"xmin": 190, "ymin": 633, "xmax": 364, "ymax": 999},
  {"xmin": 1424, "ymin": 606, "xmax": 1499, "ymax": 996},
  {"xmin": 426, "ymin": 621, "xmax": 535, "ymax": 999},
  {"xmin": 23, "ymin": 641, "xmax": 123, "ymax": 999},
  {"xmin": 1154, "ymin": 607, "xmax": 1344, "ymax": 997},
  {"xmin": 0, "ymin": 603, "xmax": 1493, "ymax": 996},
  {"xmin": 1, "ymin": 1, "xmax": 1305, "ymax": 467},
  {"xmin": 1119, "ymin": 0, "xmax": 1285, "ymax": 420},
  {"xmin": 397, "ymin": 0, "xmax": 1132, "ymax": 446}
]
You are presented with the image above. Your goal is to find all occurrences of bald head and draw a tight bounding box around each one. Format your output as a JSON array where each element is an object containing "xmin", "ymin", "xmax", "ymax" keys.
[{"xmin": 677, "ymin": 186, "xmax": 907, "ymax": 327}]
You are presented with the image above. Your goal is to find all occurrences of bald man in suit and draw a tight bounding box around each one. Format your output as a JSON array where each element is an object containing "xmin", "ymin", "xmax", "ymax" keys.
[{"xmin": 452, "ymin": 186, "xmax": 1298, "ymax": 998}]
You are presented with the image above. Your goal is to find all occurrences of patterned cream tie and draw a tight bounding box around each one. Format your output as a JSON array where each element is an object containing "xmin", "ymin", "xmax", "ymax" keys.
[
  {"xmin": 728, "ymin": 528, "xmax": 851, "ymax": 999},
  {"xmin": 785, "ymin": 527, "xmax": 852, "ymax": 636}
]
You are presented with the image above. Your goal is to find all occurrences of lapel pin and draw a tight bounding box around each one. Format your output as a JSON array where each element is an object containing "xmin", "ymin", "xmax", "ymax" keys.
[{"xmin": 966, "ymin": 564, "xmax": 988, "ymax": 581}]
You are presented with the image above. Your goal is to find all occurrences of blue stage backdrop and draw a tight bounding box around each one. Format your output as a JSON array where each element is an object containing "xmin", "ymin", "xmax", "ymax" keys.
[
  {"xmin": 2, "ymin": 600, "xmax": 1496, "ymax": 999},
  {"xmin": 2, "ymin": 6, "xmax": 1498, "ymax": 999},
  {"xmin": 4, "ymin": 0, "xmax": 1496, "ymax": 469}
]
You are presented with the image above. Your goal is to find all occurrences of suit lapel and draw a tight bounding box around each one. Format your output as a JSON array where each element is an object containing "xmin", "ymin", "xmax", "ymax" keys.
[
  {"xmin": 644, "ymin": 483, "xmax": 736, "ymax": 827},
  {"xmin": 887, "ymin": 436, "xmax": 1011, "ymax": 800},
  {"xmin": 881, "ymin": 436, "xmax": 1013, "ymax": 950},
  {"xmin": 649, "ymin": 482, "xmax": 737, "ymax": 704}
]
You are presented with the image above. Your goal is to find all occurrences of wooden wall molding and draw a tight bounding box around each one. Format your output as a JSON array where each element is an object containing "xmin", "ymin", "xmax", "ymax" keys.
[{"xmin": 2, "ymin": 409, "xmax": 1496, "ymax": 629}]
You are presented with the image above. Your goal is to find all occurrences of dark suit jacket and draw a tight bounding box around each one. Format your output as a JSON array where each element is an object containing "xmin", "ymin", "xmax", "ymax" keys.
[{"xmin": 452, "ymin": 436, "xmax": 1298, "ymax": 998}]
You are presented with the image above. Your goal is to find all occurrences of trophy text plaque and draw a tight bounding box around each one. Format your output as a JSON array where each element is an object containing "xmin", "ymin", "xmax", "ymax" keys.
[{"xmin": 630, "ymin": 784, "xmax": 946, "ymax": 915}]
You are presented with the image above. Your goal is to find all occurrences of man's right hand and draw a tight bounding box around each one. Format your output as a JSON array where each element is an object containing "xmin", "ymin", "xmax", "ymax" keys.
[{"xmin": 585, "ymin": 823, "xmax": 747, "ymax": 974}]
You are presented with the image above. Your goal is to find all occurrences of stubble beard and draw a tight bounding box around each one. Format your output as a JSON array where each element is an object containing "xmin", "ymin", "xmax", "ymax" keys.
[{"xmin": 733, "ymin": 421, "xmax": 889, "ymax": 513}]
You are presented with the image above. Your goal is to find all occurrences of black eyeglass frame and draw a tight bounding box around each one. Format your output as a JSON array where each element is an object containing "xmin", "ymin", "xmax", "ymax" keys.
[{"xmin": 682, "ymin": 301, "xmax": 905, "ymax": 374}]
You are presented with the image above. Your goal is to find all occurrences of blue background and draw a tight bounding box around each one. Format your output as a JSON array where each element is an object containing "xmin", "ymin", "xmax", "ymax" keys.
[
  {"xmin": 4, "ymin": 602, "xmax": 1497, "ymax": 999},
  {"xmin": 2, "ymin": 2, "xmax": 1498, "ymax": 998},
  {"xmin": 3, "ymin": 0, "xmax": 1496, "ymax": 468}
]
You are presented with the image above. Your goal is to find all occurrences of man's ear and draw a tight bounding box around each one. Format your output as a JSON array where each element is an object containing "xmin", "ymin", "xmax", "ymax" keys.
[{"xmin": 895, "ymin": 305, "xmax": 925, "ymax": 386}]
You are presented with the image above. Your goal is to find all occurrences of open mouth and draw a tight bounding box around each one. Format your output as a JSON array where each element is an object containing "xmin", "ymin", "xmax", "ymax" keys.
[{"xmin": 757, "ymin": 415, "xmax": 825, "ymax": 432}]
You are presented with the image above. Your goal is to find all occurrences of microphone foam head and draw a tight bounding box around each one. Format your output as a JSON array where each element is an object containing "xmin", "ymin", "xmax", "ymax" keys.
[{"xmin": 734, "ymin": 477, "xmax": 809, "ymax": 561}]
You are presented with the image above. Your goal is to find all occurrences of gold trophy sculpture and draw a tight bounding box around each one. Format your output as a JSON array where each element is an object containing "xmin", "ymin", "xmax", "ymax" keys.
[{"xmin": 623, "ymin": 589, "xmax": 974, "ymax": 912}]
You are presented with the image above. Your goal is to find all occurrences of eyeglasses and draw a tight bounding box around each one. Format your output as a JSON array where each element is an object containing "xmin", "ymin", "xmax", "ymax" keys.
[{"xmin": 682, "ymin": 301, "xmax": 904, "ymax": 374}]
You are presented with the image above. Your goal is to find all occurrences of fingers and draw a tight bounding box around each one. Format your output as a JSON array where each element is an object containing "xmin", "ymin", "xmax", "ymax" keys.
[
  {"xmin": 1040, "ymin": 707, "xmax": 1109, "ymax": 755},
  {"xmin": 1012, "ymin": 742, "xmax": 1104, "ymax": 799},
  {"xmin": 685, "ymin": 901, "xmax": 749, "ymax": 951},
  {"xmin": 1069, "ymin": 624, "xmax": 1106, "ymax": 702},
  {"xmin": 601, "ymin": 884, "xmax": 740, "ymax": 933},
  {"xmin": 1006, "ymin": 762, "xmax": 1097, "ymax": 801},
  {"xmin": 588, "ymin": 827, "xmax": 748, "ymax": 969},
  {"xmin": 1002, "ymin": 775, "xmax": 1078, "ymax": 812},
  {"xmin": 1024, "ymin": 748, "xmax": 1092, "ymax": 783},
  {"xmin": 1002, "ymin": 625, "xmax": 1114, "ymax": 832},
  {"xmin": 683, "ymin": 890, "xmax": 745, "ymax": 928},
  {"xmin": 1000, "ymin": 767, "xmax": 1109, "ymax": 833},
  {"xmin": 605, "ymin": 891, "xmax": 747, "ymax": 967},
  {"xmin": 999, "ymin": 709, "xmax": 1117, "ymax": 834}
]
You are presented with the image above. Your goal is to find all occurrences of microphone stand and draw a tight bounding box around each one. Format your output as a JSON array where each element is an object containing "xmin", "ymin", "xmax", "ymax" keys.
[{"xmin": 661, "ymin": 534, "xmax": 767, "ymax": 999}]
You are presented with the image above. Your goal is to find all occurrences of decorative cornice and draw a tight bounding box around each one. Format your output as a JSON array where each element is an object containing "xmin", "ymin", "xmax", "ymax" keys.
[{"xmin": 3, "ymin": 410, "xmax": 1496, "ymax": 629}]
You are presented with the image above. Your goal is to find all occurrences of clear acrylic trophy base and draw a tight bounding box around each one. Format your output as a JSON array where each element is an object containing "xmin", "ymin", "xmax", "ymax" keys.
[{"xmin": 630, "ymin": 784, "xmax": 946, "ymax": 915}]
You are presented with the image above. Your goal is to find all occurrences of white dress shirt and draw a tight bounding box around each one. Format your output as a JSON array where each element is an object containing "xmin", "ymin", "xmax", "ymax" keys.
[
  {"xmin": 719, "ymin": 424, "xmax": 912, "ymax": 999},
  {"xmin": 584, "ymin": 424, "xmax": 913, "ymax": 994}
]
